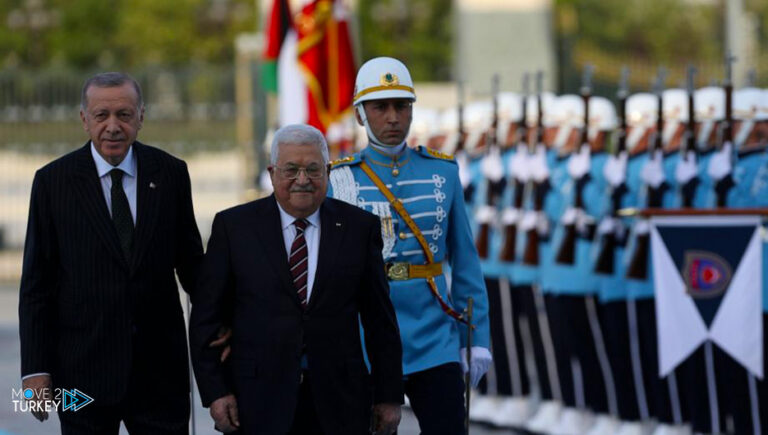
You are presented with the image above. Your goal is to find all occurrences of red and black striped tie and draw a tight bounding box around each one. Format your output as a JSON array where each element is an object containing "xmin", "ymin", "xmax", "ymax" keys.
[{"xmin": 289, "ymin": 219, "xmax": 309, "ymax": 308}]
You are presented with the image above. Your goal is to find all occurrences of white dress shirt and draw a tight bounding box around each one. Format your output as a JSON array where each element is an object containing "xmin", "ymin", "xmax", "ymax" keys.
[
  {"xmin": 90, "ymin": 142, "xmax": 137, "ymax": 223},
  {"xmin": 276, "ymin": 203, "xmax": 321, "ymax": 302}
]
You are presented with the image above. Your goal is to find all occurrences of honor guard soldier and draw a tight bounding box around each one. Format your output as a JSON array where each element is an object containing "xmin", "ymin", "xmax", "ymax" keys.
[
  {"xmin": 593, "ymin": 69, "xmax": 655, "ymax": 435},
  {"xmin": 540, "ymin": 88, "xmax": 620, "ymax": 435},
  {"xmin": 328, "ymin": 57, "xmax": 492, "ymax": 435},
  {"xmin": 517, "ymin": 86, "xmax": 569, "ymax": 434},
  {"xmin": 470, "ymin": 89, "xmax": 536, "ymax": 427},
  {"xmin": 625, "ymin": 79, "xmax": 692, "ymax": 435}
]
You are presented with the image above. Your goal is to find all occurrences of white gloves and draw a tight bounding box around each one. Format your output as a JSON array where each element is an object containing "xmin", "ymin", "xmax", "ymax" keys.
[
  {"xmin": 707, "ymin": 141, "xmax": 733, "ymax": 181},
  {"xmin": 456, "ymin": 151, "xmax": 471, "ymax": 188},
  {"xmin": 675, "ymin": 150, "xmax": 699, "ymax": 185},
  {"xmin": 640, "ymin": 150, "xmax": 665, "ymax": 188},
  {"xmin": 474, "ymin": 205, "xmax": 497, "ymax": 224},
  {"xmin": 603, "ymin": 151, "xmax": 628, "ymax": 187},
  {"xmin": 530, "ymin": 144, "xmax": 550, "ymax": 182},
  {"xmin": 460, "ymin": 346, "xmax": 493, "ymax": 388},
  {"xmin": 567, "ymin": 144, "xmax": 591, "ymax": 179},
  {"xmin": 508, "ymin": 144, "xmax": 530, "ymax": 182},
  {"xmin": 481, "ymin": 146, "xmax": 504, "ymax": 182}
]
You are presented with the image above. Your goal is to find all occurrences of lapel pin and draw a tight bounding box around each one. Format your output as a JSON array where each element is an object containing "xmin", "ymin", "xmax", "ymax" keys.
[{"xmin": 149, "ymin": 182, "xmax": 156, "ymax": 189}]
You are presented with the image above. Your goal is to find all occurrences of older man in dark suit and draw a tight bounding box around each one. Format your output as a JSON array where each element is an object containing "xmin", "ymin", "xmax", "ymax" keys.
[
  {"xmin": 18, "ymin": 72, "xmax": 203, "ymax": 433},
  {"xmin": 190, "ymin": 124, "xmax": 403, "ymax": 435}
]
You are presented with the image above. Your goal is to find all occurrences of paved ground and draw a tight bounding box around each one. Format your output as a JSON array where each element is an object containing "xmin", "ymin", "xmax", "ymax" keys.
[{"xmin": 0, "ymin": 284, "xmax": 521, "ymax": 434}]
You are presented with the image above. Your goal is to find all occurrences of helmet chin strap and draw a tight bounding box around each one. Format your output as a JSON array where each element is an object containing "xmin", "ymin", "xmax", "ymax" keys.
[{"xmin": 356, "ymin": 104, "xmax": 409, "ymax": 156}]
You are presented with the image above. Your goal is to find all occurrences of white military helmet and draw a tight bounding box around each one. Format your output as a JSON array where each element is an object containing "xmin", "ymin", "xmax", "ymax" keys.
[
  {"xmin": 353, "ymin": 57, "xmax": 416, "ymax": 105},
  {"xmin": 550, "ymin": 94, "xmax": 583, "ymax": 150},
  {"xmin": 353, "ymin": 57, "xmax": 416, "ymax": 147},
  {"xmin": 694, "ymin": 86, "xmax": 725, "ymax": 149},
  {"xmin": 436, "ymin": 107, "xmax": 460, "ymax": 154},
  {"xmin": 662, "ymin": 89, "xmax": 689, "ymax": 150},
  {"xmin": 662, "ymin": 89, "xmax": 689, "ymax": 122},
  {"xmin": 463, "ymin": 100, "xmax": 493, "ymax": 153},
  {"xmin": 733, "ymin": 87, "xmax": 767, "ymax": 121},
  {"xmin": 589, "ymin": 96, "xmax": 618, "ymax": 131},
  {"xmin": 525, "ymin": 92, "xmax": 557, "ymax": 128},
  {"xmin": 408, "ymin": 107, "xmax": 440, "ymax": 147},
  {"xmin": 694, "ymin": 86, "xmax": 725, "ymax": 121},
  {"xmin": 625, "ymin": 93, "xmax": 657, "ymax": 153},
  {"xmin": 497, "ymin": 92, "xmax": 523, "ymax": 146}
]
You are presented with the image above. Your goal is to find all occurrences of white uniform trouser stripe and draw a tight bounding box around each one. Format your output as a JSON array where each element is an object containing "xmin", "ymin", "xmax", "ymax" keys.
[
  {"xmin": 705, "ymin": 341, "xmax": 720, "ymax": 432},
  {"xmin": 499, "ymin": 278, "xmax": 523, "ymax": 396},
  {"xmin": 572, "ymin": 357, "xmax": 586, "ymax": 409},
  {"xmin": 518, "ymin": 310, "xmax": 539, "ymax": 399},
  {"xmin": 486, "ymin": 342, "xmax": 498, "ymax": 395},
  {"xmin": 627, "ymin": 299, "xmax": 650, "ymax": 420},
  {"xmin": 668, "ymin": 372, "xmax": 683, "ymax": 424},
  {"xmin": 586, "ymin": 295, "xmax": 619, "ymax": 416},
  {"xmin": 749, "ymin": 373, "xmax": 761, "ymax": 435},
  {"xmin": 533, "ymin": 285, "xmax": 563, "ymax": 401}
]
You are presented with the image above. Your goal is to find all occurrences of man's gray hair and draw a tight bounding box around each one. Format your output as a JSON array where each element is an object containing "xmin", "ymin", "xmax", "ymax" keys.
[
  {"xmin": 270, "ymin": 124, "xmax": 330, "ymax": 165},
  {"xmin": 81, "ymin": 72, "xmax": 143, "ymax": 111}
]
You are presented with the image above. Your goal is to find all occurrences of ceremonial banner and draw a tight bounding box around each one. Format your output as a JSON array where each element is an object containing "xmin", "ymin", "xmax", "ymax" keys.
[
  {"xmin": 651, "ymin": 215, "xmax": 763, "ymax": 378},
  {"xmin": 296, "ymin": 0, "xmax": 356, "ymax": 132}
]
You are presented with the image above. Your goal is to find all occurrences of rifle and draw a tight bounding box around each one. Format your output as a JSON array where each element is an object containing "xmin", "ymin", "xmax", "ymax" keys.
[
  {"xmin": 555, "ymin": 64, "xmax": 594, "ymax": 265},
  {"xmin": 679, "ymin": 65, "xmax": 699, "ymax": 207},
  {"xmin": 626, "ymin": 67, "xmax": 671, "ymax": 280},
  {"xmin": 595, "ymin": 67, "xmax": 630, "ymax": 274},
  {"xmin": 456, "ymin": 81, "xmax": 477, "ymax": 203},
  {"xmin": 714, "ymin": 52, "xmax": 736, "ymax": 206},
  {"xmin": 499, "ymin": 73, "xmax": 530, "ymax": 261},
  {"xmin": 475, "ymin": 74, "xmax": 503, "ymax": 259},
  {"xmin": 522, "ymin": 71, "xmax": 550, "ymax": 266}
]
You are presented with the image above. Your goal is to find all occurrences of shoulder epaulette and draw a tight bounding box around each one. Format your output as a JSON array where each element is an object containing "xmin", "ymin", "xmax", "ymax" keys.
[
  {"xmin": 329, "ymin": 154, "xmax": 360, "ymax": 168},
  {"xmin": 417, "ymin": 146, "xmax": 456, "ymax": 163}
]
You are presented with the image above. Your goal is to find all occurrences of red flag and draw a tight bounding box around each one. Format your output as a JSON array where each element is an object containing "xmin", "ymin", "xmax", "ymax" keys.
[{"xmin": 295, "ymin": 0, "xmax": 356, "ymax": 132}]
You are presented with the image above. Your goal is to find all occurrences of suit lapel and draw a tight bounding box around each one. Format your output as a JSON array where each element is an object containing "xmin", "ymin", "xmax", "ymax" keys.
[
  {"xmin": 71, "ymin": 143, "xmax": 129, "ymax": 270},
  {"xmin": 130, "ymin": 142, "xmax": 162, "ymax": 274},
  {"xmin": 255, "ymin": 196, "xmax": 302, "ymax": 308},
  {"xmin": 307, "ymin": 199, "xmax": 345, "ymax": 311}
]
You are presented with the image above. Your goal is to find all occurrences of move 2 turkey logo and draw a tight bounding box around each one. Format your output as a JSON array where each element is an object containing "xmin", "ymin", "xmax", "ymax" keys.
[{"xmin": 682, "ymin": 250, "xmax": 733, "ymax": 299}]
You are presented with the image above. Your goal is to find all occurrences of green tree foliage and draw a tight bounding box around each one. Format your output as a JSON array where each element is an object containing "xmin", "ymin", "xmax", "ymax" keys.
[
  {"xmin": 0, "ymin": 0, "xmax": 256, "ymax": 69},
  {"xmin": 357, "ymin": 0, "xmax": 453, "ymax": 81},
  {"xmin": 556, "ymin": 0, "xmax": 722, "ymax": 64}
]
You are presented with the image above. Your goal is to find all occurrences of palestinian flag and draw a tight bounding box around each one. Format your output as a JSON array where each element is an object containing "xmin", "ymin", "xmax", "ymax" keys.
[{"xmin": 262, "ymin": 0, "xmax": 293, "ymax": 93}]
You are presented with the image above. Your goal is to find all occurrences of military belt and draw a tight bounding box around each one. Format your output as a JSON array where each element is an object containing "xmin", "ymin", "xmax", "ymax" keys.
[{"xmin": 385, "ymin": 262, "xmax": 443, "ymax": 281}]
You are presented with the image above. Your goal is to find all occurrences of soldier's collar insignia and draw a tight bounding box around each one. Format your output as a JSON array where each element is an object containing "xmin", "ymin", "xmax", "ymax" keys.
[{"xmin": 380, "ymin": 72, "xmax": 399, "ymax": 87}]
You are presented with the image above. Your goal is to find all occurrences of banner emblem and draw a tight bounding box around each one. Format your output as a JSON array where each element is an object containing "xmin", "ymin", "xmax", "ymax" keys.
[{"xmin": 683, "ymin": 250, "xmax": 732, "ymax": 298}]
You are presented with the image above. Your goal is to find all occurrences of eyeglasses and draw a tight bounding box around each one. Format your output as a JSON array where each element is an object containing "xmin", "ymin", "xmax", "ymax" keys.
[{"xmin": 273, "ymin": 164, "xmax": 326, "ymax": 179}]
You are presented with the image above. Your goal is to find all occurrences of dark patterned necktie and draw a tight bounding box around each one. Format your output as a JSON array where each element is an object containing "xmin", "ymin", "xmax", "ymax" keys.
[
  {"xmin": 289, "ymin": 219, "xmax": 309, "ymax": 309},
  {"xmin": 110, "ymin": 169, "xmax": 134, "ymax": 261}
]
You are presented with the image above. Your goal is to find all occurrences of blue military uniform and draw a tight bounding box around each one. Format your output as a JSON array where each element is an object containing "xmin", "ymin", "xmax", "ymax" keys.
[{"xmin": 328, "ymin": 145, "xmax": 490, "ymax": 376}]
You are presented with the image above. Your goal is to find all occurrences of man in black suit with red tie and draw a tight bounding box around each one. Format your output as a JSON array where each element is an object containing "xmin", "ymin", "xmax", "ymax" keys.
[
  {"xmin": 189, "ymin": 124, "xmax": 404, "ymax": 434},
  {"xmin": 18, "ymin": 72, "xmax": 203, "ymax": 433}
]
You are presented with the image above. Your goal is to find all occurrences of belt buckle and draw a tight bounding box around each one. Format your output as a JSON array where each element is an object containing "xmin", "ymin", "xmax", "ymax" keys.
[{"xmin": 386, "ymin": 262, "xmax": 409, "ymax": 281}]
